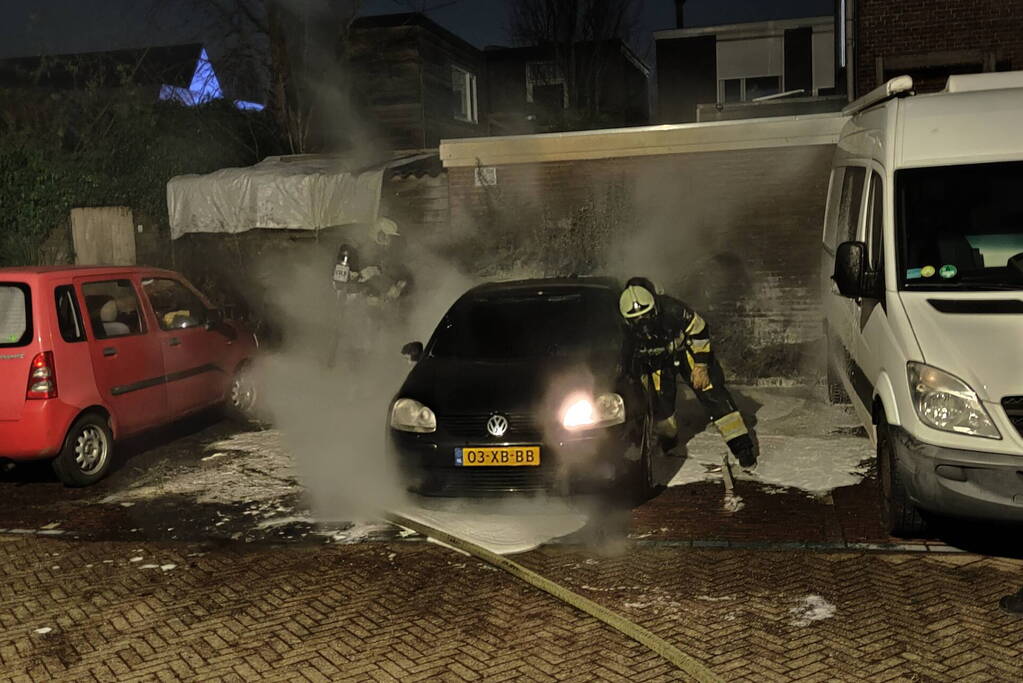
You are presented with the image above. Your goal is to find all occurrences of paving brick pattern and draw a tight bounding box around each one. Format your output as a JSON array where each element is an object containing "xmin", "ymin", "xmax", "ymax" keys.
[
  {"xmin": 2, "ymin": 535, "xmax": 1022, "ymax": 682},
  {"xmin": 0, "ymin": 537, "xmax": 677, "ymax": 682},
  {"xmin": 519, "ymin": 547, "xmax": 1023, "ymax": 682}
]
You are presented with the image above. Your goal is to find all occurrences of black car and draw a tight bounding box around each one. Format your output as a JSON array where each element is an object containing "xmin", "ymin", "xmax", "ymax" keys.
[{"xmin": 388, "ymin": 277, "xmax": 665, "ymax": 497}]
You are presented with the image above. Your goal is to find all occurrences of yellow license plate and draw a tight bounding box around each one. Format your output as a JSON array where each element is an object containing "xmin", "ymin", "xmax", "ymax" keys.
[{"xmin": 456, "ymin": 447, "xmax": 541, "ymax": 467}]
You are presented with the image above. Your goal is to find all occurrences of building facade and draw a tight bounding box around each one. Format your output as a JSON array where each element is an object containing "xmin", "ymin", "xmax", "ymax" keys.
[
  {"xmin": 656, "ymin": 16, "xmax": 840, "ymax": 123},
  {"xmin": 851, "ymin": 0, "xmax": 1023, "ymax": 97}
]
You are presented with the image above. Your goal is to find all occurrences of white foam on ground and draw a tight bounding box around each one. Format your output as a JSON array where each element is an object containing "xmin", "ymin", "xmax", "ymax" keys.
[
  {"xmin": 103, "ymin": 430, "xmax": 299, "ymax": 505},
  {"xmin": 395, "ymin": 498, "xmax": 590, "ymax": 555},
  {"xmin": 668, "ymin": 391, "xmax": 872, "ymax": 495},
  {"xmin": 788, "ymin": 595, "xmax": 837, "ymax": 626}
]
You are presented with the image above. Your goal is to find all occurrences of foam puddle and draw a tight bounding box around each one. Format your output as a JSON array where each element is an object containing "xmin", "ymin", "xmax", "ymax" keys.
[{"xmin": 394, "ymin": 497, "xmax": 590, "ymax": 555}]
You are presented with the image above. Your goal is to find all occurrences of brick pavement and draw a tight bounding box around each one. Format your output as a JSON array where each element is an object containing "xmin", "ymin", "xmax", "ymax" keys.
[{"xmin": 1, "ymin": 535, "xmax": 1021, "ymax": 682}]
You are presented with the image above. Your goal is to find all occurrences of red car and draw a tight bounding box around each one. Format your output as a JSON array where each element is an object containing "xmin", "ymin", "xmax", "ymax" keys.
[{"xmin": 0, "ymin": 266, "xmax": 258, "ymax": 486}]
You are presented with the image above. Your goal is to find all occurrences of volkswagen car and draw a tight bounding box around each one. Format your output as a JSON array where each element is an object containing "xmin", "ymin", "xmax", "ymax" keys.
[{"xmin": 388, "ymin": 277, "xmax": 664, "ymax": 497}]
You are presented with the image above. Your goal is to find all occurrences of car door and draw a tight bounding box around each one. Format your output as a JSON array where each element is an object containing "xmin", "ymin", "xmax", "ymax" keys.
[
  {"xmin": 140, "ymin": 276, "xmax": 226, "ymax": 417},
  {"xmin": 77, "ymin": 276, "xmax": 168, "ymax": 435},
  {"xmin": 825, "ymin": 165, "xmax": 871, "ymax": 408}
]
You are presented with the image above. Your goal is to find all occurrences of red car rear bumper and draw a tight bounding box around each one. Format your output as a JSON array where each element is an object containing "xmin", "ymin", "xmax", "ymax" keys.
[{"xmin": 0, "ymin": 400, "xmax": 80, "ymax": 460}]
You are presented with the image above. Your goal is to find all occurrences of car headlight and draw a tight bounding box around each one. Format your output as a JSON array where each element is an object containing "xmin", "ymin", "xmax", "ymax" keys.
[
  {"xmin": 390, "ymin": 398, "xmax": 437, "ymax": 433},
  {"xmin": 907, "ymin": 362, "xmax": 1000, "ymax": 439},
  {"xmin": 560, "ymin": 392, "xmax": 626, "ymax": 431}
]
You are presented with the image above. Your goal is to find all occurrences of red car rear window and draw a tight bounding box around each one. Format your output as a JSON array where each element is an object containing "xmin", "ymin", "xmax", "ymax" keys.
[{"xmin": 0, "ymin": 283, "xmax": 32, "ymax": 348}]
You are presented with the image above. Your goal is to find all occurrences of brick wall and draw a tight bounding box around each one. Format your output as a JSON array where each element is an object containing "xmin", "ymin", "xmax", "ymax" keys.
[
  {"xmin": 446, "ymin": 145, "xmax": 836, "ymax": 381},
  {"xmin": 856, "ymin": 0, "xmax": 1023, "ymax": 96}
]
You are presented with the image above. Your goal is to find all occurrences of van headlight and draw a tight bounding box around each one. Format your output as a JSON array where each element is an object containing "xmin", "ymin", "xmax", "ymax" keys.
[
  {"xmin": 560, "ymin": 393, "xmax": 626, "ymax": 431},
  {"xmin": 390, "ymin": 398, "xmax": 437, "ymax": 433},
  {"xmin": 907, "ymin": 362, "xmax": 1000, "ymax": 439}
]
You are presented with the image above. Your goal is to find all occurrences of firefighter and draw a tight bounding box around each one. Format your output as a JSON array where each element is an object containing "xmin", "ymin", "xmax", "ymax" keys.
[
  {"xmin": 619, "ymin": 277, "xmax": 757, "ymax": 469},
  {"xmin": 357, "ymin": 217, "xmax": 412, "ymax": 304}
]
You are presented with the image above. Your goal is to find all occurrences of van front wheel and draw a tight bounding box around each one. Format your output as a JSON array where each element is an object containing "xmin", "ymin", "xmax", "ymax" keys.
[
  {"xmin": 876, "ymin": 416, "xmax": 926, "ymax": 538},
  {"xmin": 53, "ymin": 413, "xmax": 114, "ymax": 487}
]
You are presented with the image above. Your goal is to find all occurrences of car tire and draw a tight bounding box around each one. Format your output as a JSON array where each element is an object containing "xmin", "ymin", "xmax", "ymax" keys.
[
  {"xmin": 627, "ymin": 406, "xmax": 662, "ymax": 504},
  {"xmin": 52, "ymin": 413, "xmax": 114, "ymax": 487},
  {"xmin": 225, "ymin": 363, "xmax": 258, "ymax": 422},
  {"xmin": 826, "ymin": 332, "xmax": 850, "ymax": 404},
  {"xmin": 876, "ymin": 414, "xmax": 927, "ymax": 538}
]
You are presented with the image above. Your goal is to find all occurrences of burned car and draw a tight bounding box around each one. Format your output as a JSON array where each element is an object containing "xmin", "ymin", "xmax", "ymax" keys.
[{"xmin": 388, "ymin": 277, "xmax": 666, "ymax": 497}]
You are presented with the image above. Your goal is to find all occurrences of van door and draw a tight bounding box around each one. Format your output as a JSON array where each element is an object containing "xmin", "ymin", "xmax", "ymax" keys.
[
  {"xmin": 825, "ymin": 165, "xmax": 871, "ymax": 407},
  {"xmin": 140, "ymin": 277, "xmax": 227, "ymax": 417},
  {"xmin": 0, "ymin": 282, "xmax": 35, "ymax": 422},
  {"xmin": 77, "ymin": 276, "xmax": 167, "ymax": 435},
  {"xmin": 855, "ymin": 169, "xmax": 890, "ymax": 408}
]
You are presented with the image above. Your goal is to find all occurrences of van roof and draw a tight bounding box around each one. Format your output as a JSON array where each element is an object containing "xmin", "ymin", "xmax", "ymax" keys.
[{"xmin": 897, "ymin": 82, "xmax": 1023, "ymax": 168}]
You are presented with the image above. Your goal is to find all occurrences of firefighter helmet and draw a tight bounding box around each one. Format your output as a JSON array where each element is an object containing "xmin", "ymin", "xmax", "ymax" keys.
[{"xmin": 619, "ymin": 281, "xmax": 656, "ymax": 320}]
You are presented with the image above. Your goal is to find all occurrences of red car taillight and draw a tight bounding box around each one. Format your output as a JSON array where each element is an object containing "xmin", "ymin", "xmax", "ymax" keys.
[{"xmin": 26, "ymin": 352, "xmax": 57, "ymax": 400}]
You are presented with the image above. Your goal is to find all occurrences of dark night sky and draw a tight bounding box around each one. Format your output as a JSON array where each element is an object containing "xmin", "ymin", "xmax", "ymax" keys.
[{"xmin": 1, "ymin": 1, "xmax": 835, "ymax": 63}]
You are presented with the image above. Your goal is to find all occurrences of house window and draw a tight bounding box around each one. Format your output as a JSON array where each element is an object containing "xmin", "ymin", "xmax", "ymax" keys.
[
  {"xmin": 717, "ymin": 75, "xmax": 782, "ymax": 103},
  {"xmin": 526, "ymin": 61, "xmax": 567, "ymax": 109},
  {"xmin": 451, "ymin": 65, "xmax": 478, "ymax": 124}
]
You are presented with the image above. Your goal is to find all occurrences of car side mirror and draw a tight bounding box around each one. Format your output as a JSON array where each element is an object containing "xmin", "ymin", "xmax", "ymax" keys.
[
  {"xmin": 833, "ymin": 241, "xmax": 879, "ymax": 299},
  {"xmin": 401, "ymin": 341, "xmax": 423, "ymax": 362}
]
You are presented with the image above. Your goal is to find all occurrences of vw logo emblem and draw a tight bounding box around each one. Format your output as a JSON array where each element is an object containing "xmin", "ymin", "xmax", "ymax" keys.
[{"xmin": 487, "ymin": 414, "xmax": 509, "ymax": 438}]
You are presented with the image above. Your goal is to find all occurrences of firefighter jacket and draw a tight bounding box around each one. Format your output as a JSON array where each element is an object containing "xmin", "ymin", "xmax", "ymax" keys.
[{"xmin": 634, "ymin": 295, "xmax": 713, "ymax": 369}]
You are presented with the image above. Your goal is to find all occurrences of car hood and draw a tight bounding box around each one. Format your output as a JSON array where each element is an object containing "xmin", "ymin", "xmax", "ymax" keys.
[
  {"xmin": 900, "ymin": 292, "xmax": 1023, "ymax": 401},
  {"xmin": 398, "ymin": 352, "xmax": 623, "ymax": 414}
]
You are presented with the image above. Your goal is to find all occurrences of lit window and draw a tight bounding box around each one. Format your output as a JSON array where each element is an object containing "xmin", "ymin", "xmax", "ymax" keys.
[{"xmin": 452, "ymin": 65, "xmax": 478, "ymax": 124}]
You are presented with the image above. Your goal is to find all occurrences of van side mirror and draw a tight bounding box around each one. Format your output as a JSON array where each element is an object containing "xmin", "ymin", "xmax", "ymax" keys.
[
  {"xmin": 833, "ymin": 241, "xmax": 880, "ymax": 299},
  {"xmin": 401, "ymin": 341, "xmax": 423, "ymax": 362}
]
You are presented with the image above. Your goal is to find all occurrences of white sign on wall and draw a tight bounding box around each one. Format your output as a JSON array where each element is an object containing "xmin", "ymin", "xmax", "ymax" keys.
[{"xmin": 474, "ymin": 166, "xmax": 498, "ymax": 187}]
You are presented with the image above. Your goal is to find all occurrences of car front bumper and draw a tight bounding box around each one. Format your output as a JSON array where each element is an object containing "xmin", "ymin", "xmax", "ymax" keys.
[
  {"xmin": 891, "ymin": 426, "xmax": 1023, "ymax": 522},
  {"xmin": 390, "ymin": 423, "xmax": 640, "ymax": 497}
]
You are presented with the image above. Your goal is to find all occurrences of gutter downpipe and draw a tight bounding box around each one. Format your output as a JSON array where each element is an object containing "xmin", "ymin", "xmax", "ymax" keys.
[{"xmin": 846, "ymin": 0, "xmax": 856, "ymax": 100}]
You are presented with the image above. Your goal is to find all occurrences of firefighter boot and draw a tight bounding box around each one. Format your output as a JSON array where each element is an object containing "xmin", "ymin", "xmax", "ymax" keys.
[{"xmin": 727, "ymin": 432, "xmax": 758, "ymax": 471}]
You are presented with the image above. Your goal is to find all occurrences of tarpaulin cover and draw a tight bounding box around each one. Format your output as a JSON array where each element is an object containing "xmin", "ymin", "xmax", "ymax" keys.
[{"xmin": 167, "ymin": 155, "xmax": 384, "ymax": 239}]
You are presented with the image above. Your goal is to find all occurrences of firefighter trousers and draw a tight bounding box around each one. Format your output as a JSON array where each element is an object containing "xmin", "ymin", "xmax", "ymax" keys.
[{"xmin": 646, "ymin": 357, "xmax": 752, "ymax": 456}]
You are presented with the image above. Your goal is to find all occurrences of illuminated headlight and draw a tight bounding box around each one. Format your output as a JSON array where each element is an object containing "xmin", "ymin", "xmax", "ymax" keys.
[
  {"xmin": 390, "ymin": 398, "xmax": 437, "ymax": 433},
  {"xmin": 907, "ymin": 362, "xmax": 999, "ymax": 439},
  {"xmin": 560, "ymin": 393, "xmax": 626, "ymax": 431}
]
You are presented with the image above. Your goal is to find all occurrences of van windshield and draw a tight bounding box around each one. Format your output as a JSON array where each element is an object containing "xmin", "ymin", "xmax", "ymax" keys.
[
  {"xmin": 897, "ymin": 161, "xmax": 1023, "ymax": 290},
  {"xmin": 0, "ymin": 283, "xmax": 31, "ymax": 347}
]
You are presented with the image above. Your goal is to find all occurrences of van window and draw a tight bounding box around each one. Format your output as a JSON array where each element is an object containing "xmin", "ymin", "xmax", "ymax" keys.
[
  {"xmin": 867, "ymin": 172, "xmax": 884, "ymax": 269},
  {"xmin": 55, "ymin": 286, "xmax": 86, "ymax": 343},
  {"xmin": 898, "ymin": 160, "xmax": 1023, "ymax": 290},
  {"xmin": 0, "ymin": 283, "xmax": 31, "ymax": 348},
  {"xmin": 142, "ymin": 278, "xmax": 208, "ymax": 331},
  {"xmin": 82, "ymin": 280, "xmax": 145, "ymax": 339},
  {"xmin": 822, "ymin": 167, "xmax": 846, "ymax": 251},
  {"xmin": 837, "ymin": 167, "xmax": 867, "ymax": 244}
]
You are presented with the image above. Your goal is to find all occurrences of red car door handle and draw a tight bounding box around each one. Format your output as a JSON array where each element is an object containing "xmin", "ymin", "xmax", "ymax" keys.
[
  {"xmin": 102, "ymin": 347, "xmax": 117, "ymax": 357},
  {"xmin": 169, "ymin": 337, "xmax": 181, "ymax": 347}
]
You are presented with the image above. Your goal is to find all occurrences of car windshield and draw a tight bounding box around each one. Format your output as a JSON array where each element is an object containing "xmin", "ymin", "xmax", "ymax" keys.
[
  {"xmin": 897, "ymin": 160, "xmax": 1023, "ymax": 290},
  {"xmin": 429, "ymin": 289, "xmax": 623, "ymax": 360},
  {"xmin": 0, "ymin": 283, "xmax": 31, "ymax": 347}
]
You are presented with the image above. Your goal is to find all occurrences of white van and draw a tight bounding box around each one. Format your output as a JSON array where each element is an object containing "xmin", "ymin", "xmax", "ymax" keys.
[{"xmin": 822, "ymin": 71, "xmax": 1023, "ymax": 536}]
